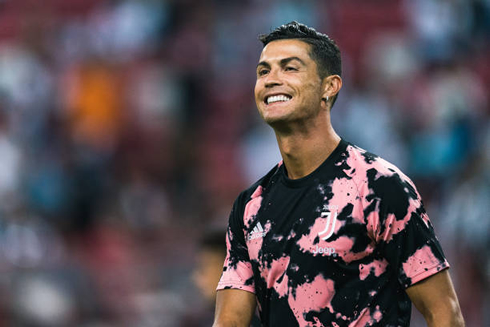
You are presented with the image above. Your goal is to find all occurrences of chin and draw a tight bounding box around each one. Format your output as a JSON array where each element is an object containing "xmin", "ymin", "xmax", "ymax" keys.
[
  {"xmin": 259, "ymin": 107, "xmax": 291, "ymax": 124},
  {"xmin": 262, "ymin": 116, "xmax": 294, "ymax": 130},
  {"xmin": 261, "ymin": 112, "xmax": 283, "ymax": 123}
]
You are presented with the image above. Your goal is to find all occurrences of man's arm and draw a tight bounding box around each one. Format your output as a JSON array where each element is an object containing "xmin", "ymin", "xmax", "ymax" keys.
[
  {"xmin": 213, "ymin": 289, "xmax": 257, "ymax": 327},
  {"xmin": 406, "ymin": 269, "xmax": 464, "ymax": 327}
]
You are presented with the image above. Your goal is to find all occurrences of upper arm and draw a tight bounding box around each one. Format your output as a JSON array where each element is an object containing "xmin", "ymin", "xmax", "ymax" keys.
[
  {"xmin": 213, "ymin": 289, "xmax": 257, "ymax": 327},
  {"xmin": 406, "ymin": 269, "xmax": 464, "ymax": 327},
  {"xmin": 214, "ymin": 194, "xmax": 257, "ymax": 327},
  {"xmin": 362, "ymin": 169, "xmax": 450, "ymax": 288}
]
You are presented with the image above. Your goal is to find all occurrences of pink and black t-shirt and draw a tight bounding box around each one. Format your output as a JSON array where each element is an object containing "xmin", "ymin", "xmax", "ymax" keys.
[{"xmin": 217, "ymin": 139, "xmax": 449, "ymax": 327}]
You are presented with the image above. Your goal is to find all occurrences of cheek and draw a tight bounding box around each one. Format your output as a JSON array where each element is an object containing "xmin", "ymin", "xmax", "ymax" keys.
[
  {"xmin": 254, "ymin": 82, "xmax": 262, "ymax": 102},
  {"xmin": 302, "ymin": 80, "xmax": 322, "ymax": 100}
]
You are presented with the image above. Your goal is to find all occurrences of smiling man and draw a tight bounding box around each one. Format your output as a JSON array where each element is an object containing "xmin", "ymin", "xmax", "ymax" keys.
[{"xmin": 213, "ymin": 22, "xmax": 464, "ymax": 327}]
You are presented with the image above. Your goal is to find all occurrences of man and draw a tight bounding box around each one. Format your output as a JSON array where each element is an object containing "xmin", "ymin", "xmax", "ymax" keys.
[
  {"xmin": 188, "ymin": 229, "xmax": 262, "ymax": 327},
  {"xmin": 183, "ymin": 229, "xmax": 231, "ymax": 327},
  {"xmin": 214, "ymin": 22, "xmax": 464, "ymax": 327},
  {"xmin": 194, "ymin": 229, "xmax": 229, "ymax": 307}
]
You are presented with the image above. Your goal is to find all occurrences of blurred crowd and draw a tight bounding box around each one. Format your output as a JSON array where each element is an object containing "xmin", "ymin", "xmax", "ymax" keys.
[{"xmin": 0, "ymin": 0, "xmax": 488, "ymax": 326}]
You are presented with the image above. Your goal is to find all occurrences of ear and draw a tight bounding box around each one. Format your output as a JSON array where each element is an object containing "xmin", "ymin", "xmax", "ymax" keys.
[{"xmin": 321, "ymin": 75, "xmax": 342, "ymax": 105}]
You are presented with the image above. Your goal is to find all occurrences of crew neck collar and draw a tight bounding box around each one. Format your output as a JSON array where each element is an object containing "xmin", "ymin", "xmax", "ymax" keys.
[{"xmin": 279, "ymin": 139, "xmax": 347, "ymax": 188}]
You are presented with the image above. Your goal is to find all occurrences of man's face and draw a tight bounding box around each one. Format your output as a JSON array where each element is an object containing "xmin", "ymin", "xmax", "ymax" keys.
[
  {"xmin": 254, "ymin": 39, "xmax": 325, "ymax": 127},
  {"xmin": 192, "ymin": 249, "xmax": 225, "ymax": 304}
]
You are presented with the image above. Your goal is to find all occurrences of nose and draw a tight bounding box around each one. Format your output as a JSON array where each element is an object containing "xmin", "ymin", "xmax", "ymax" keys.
[{"xmin": 264, "ymin": 68, "xmax": 282, "ymax": 88}]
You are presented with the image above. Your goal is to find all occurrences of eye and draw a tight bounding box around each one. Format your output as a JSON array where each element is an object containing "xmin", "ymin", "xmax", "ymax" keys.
[
  {"xmin": 258, "ymin": 69, "xmax": 269, "ymax": 76},
  {"xmin": 285, "ymin": 66, "xmax": 298, "ymax": 72}
]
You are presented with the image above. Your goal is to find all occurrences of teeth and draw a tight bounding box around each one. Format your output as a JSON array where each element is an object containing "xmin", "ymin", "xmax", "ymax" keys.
[{"xmin": 267, "ymin": 95, "xmax": 291, "ymax": 104}]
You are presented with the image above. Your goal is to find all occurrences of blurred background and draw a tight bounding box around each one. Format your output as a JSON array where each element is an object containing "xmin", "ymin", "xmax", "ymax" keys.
[{"xmin": 0, "ymin": 0, "xmax": 488, "ymax": 326}]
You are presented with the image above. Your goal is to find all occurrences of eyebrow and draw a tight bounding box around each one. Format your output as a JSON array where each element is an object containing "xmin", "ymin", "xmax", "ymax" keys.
[{"xmin": 256, "ymin": 56, "xmax": 306, "ymax": 69}]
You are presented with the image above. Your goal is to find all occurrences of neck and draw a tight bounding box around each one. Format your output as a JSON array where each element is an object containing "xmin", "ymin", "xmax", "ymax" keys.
[{"xmin": 274, "ymin": 114, "xmax": 341, "ymax": 179}]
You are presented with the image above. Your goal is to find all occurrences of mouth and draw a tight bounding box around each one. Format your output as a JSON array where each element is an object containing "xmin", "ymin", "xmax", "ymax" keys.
[{"xmin": 264, "ymin": 94, "xmax": 292, "ymax": 105}]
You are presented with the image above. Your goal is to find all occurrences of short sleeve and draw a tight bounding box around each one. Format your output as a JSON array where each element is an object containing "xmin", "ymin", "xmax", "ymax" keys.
[
  {"xmin": 217, "ymin": 195, "xmax": 255, "ymax": 293},
  {"xmin": 365, "ymin": 170, "xmax": 449, "ymax": 289}
]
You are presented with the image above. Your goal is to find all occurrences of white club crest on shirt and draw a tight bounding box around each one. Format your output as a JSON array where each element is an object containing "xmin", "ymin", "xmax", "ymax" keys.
[{"xmin": 318, "ymin": 211, "xmax": 338, "ymax": 241}]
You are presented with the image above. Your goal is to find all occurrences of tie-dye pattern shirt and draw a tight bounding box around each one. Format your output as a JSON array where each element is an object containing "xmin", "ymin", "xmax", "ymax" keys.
[{"xmin": 217, "ymin": 139, "xmax": 449, "ymax": 327}]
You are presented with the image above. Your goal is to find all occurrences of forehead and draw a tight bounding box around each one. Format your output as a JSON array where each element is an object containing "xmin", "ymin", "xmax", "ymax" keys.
[{"xmin": 259, "ymin": 39, "xmax": 313, "ymax": 63}]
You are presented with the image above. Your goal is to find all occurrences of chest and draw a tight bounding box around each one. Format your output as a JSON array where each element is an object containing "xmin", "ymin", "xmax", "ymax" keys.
[{"xmin": 244, "ymin": 180, "xmax": 376, "ymax": 274}]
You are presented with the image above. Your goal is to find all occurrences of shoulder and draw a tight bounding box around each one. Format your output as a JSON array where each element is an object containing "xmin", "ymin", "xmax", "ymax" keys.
[
  {"xmin": 227, "ymin": 163, "xmax": 281, "ymax": 231},
  {"xmin": 343, "ymin": 142, "xmax": 419, "ymax": 201},
  {"xmin": 232, "ymin": 162, "xmax": 282, "ymax": 211}
]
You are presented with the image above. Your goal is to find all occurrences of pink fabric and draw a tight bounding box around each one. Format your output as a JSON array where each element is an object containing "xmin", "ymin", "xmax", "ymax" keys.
[
  {"xmin": 287, "ymin": 275, "xmax": 336, "ymax": 326},
  {"xmin": 217, "ymin": 143, "xmax": 449, "ymax": 326},
  {"xmin": 403, "ymin": 245, "xmax": 449, "ymax": 285}
]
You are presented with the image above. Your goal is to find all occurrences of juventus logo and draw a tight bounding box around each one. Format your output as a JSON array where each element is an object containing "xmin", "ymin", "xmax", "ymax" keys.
[{"xmin": 318, "ymin": 211, "xmax": 337, "ymax": 241}]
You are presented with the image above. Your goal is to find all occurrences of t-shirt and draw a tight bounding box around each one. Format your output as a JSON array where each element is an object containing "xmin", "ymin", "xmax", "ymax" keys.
[{"xmin": 217, "ymin": 139, "xmax": 449, "ymax": 327}]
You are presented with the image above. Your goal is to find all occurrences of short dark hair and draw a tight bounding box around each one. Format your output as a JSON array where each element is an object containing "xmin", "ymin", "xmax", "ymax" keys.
[
  {"xmin": 200, "ymin": 229, "xmax": 226, "ymax": 256},
  {"xmin": 259, "ymin": 21, "xmax": 342, "ymax": 106}
]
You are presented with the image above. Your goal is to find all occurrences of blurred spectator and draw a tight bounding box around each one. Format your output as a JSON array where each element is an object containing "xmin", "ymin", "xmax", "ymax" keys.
[
  {"xmin": 188, "ymin": 229, "xmax": 227, "ymax": 326},
  {"xmin": 403, "ymin": 60, "xmax": 487, "ymax": 179},
  {"xmin": 183, "ymin": 228, "xmax": 260, "ymax": 327},
  {"xmin": 0, "ymin": 111, "xmax": 21, "ymax": 207},
  {"xmin": 61, "ymin": 58, "xmax": 123, "ymax": 153}
]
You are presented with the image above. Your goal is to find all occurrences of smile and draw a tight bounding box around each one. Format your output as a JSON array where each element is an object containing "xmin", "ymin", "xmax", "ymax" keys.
[{"xmin": 265, "ymin": 94, "xmax": 292, "ymax": 105}]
